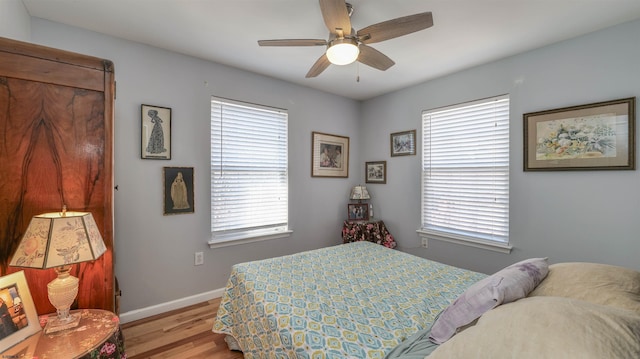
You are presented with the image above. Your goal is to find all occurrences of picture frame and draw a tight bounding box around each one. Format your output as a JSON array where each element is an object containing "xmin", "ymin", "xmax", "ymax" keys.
[
  {"xmin": 347, "ymin": 203, "xmax": 369, "ymax": 221},
  {"xmin": 390, "ymin": 129, "xmax": 416, "ymax": 156},
  {"xmin": 311, "ymin": 132, "xmax": 349, "ymax": 178},
  {"xmin": 0, "ymin": 271, "xmax": 41, "ymax": 352},
  {"xmin": 142, "ymin": 104, "xmax": 171, "ymax": 160},
  {"xmin": 163, "ymin": 167, "xmax": 194, "ymax": 215},
  {"xmin": 524, "ymin": 97, "xmax": 635, "ymax": 171},
  {"xmin": 365, "ymin": 161, "xmax": 387, "ymax": 184},
  {"xmin": 0, "ymin": 328, "xmax": 40, "ymax": 358}
]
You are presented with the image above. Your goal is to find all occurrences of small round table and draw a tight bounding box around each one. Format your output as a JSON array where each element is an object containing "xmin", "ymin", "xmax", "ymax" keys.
[{"xmin": 2, "ymin": 309, "xmax": 125, "ymax": 359}]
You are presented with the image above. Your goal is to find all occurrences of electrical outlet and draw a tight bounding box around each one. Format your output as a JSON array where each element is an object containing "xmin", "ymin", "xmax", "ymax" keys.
[
  {"xmin": 194, "ymin": 251, "xmax": 204, "ymax": 266},
  {"xmin": 421, "ymin": 238, "xmax": 428, "ymax": 248}
]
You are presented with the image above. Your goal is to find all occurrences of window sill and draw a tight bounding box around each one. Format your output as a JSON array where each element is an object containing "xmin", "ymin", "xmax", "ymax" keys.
[
  {"xmin": 208, "ymin": 229, "xmax": 293, "ymax": 249},
  {"xmin": 417, "ymin": 229, "xmax": 512, "ymax": 254}
]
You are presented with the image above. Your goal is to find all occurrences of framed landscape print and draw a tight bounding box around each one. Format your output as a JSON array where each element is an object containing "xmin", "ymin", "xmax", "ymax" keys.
[
  {"xmin": 311, "ymin": 132, "xmax": 349, "ymax": 178},
  {"xmin": 163, "ymin": 167, "xmax": 194, "ymax": 215},
  {"xmin": 390, "ymin": 130, "xmax": 416, "ymax": 156},
  {"xmin": 142, "ymin": 104, "xmax": 171, "ymax": 160},
  {"xmin": 0, "ymin": 271, "xmax": 41, "ymax": 352},
  {"xmin": 524, "ymin": 97, "xmax": 635, "ymax": 171},
  {"xmin": 366, "ymin": 161, "xmax": 387, "ymax": 184}
]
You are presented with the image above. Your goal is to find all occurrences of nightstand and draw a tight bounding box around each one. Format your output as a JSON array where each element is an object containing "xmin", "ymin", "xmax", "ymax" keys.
[
  {"xmin": 342, "ymin": 220, "xmax": 397, "ymax": 248},
  {"xmin": 1, "ymin": 309, "xmax": 125, "ymax": 359}
]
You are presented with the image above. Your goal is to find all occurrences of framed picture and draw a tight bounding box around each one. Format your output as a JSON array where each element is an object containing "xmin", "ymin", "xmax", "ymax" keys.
[
  {"xmin": 0, "ymin": 327, "xmax": 40, "ymax": 357},
  {"xmin": 142, "ymin": 104, "xmax": 171, "ymax": 159},
  {"xmin": 366, "ymin": 161, "xmax": 387, "ymax": 184},
  {"xmin": 390, "ymin": 129, "xmax": 416, "ymax": 156},
  {"xmin": 311, "ymin": 132, "xmax": 349, "ymax": 178},
  {"xmin": 524, "ymin": 97, "xmax": 635, "ymax": 171},
  {"xmin": 163, "ymin": 167, "xmax": 194, "ymax": 215},
  {"xmin": 0, "ymin": 271, "xmax": 41, "ymax": 352},
  {"xmin": 347, "ymin": 203, "xmax": 369, "ymax": 221}
]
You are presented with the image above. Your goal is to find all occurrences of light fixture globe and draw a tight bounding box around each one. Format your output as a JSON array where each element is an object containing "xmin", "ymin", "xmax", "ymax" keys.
[{"xmin": 326, "ymin": 38, "xmax": 359, "ymax": 65}]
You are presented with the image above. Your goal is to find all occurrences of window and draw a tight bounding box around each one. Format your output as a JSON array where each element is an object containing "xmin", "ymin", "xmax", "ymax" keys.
[
  {"xmin": 420, "ymin": 95, "xmax": 511, "ymax": 252},
  {"xmin": 210, "ymin": 97, "xmax": 289, "ymax": 246}
]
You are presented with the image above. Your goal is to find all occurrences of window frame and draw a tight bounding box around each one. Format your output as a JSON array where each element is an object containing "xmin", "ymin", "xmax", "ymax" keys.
[
  {"xmin": 209, "ymin": 97, "xmax": 291, "ymax": 248},
  {"xmin": 418, "ymin": 95, "xmax": 512, "ymax": 253}
]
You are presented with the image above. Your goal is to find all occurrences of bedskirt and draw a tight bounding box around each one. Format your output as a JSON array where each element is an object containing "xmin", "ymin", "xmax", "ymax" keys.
[{"xmin": 213, "ymin": 241, "xmax": 485, "ymax": 358}]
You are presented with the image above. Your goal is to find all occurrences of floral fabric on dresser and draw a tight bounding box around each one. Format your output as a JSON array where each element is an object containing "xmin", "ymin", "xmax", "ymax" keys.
[
  {"xmin": 213, "ymin": 241, "xmax": 486, "ymax": 359},
  {"xmin": 342, "ymin": 220, "xmax": 397, "ymax": 248}
]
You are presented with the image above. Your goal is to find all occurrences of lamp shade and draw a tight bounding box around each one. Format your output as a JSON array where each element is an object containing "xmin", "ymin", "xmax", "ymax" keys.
[
  {"xmin": 326, "ymin": 38, "xmax": 360, "ymax": 65},
  {"xmin": 350, "ymin": 185, "xmax": 371, "ymax": 201},
  {"xmin": 10, "ymin": 210, "xmax": 107, "ymax": 269}
]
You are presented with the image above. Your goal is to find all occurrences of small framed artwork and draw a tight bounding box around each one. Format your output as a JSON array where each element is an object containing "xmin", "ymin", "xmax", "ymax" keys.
[
  {"xmin": 142, "ymin": 104, "xmax": 171, "ymax": 160},
  {"xmin": 347, "ymin": 203, "xmax": 369, "ymax": 221},
  {"xmin": 0, "ymin": 271, "xmax": 41, "ymax": 352},
  {"xmin": 163, "ymin": 167, "xmax": 194, "ymax": 215},
  {"xmin": 366, "ymin": 161, "xmax": 387, "ymax": 184},
  {"xmin": 524, "ymin": 97, "xmax": 635, "ymax": 171},
  {"xmin": 0, "ymin": 328, "xmax": 40, "ymax": 358},
  {"xmin": 311, "ymin": 132, "xmax": 349, "ymax": 178},
  {"xmin": 390, "ymin": 129, "xmax": 416, "ymax": 156}
]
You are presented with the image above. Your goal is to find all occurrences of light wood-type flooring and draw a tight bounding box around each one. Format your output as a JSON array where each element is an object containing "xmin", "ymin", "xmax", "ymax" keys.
[{"xmin": 121, "ymin": 297, "xmax": 244, "ymax": 359}]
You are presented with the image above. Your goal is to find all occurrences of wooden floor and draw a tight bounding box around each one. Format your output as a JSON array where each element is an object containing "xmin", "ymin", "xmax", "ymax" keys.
[{"xmin": 121, "ymin": 297, "xmax": 244, "ymax": 359}]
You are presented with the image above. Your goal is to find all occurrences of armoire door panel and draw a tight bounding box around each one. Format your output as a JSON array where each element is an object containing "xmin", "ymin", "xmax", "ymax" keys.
[{"xmin": 0, "ymin": 37, "xmax": 114, "ymax": 314}]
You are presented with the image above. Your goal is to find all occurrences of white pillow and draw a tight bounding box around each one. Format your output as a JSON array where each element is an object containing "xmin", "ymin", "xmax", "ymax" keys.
[
  {"xmin": 429, "ymin": 296, "xmax": 640, "ymax": 359},
  {"xmin": 529, "ymin": 262, "xmax": 640, "ymax": 314}
]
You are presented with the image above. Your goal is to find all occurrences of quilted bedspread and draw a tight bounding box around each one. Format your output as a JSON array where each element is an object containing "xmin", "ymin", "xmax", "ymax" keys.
[{"xmin": 213, "ymin": 241, "xmax": 486, "ymax": 359}]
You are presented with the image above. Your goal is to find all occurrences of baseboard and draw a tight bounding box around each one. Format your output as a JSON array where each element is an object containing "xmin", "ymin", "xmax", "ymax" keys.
[{"xmin": 118, "ymin": 287, "xmax": 226, "ymax": 324}]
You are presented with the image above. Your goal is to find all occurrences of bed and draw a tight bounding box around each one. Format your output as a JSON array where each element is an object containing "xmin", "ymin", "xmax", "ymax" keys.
[
  {"xmin": 213, "ymin": 242, "xmax": 640, "ymax": 358},
  {"xmin": 212, "ymin": 241, "xmax": 486, "ymax": 358}
]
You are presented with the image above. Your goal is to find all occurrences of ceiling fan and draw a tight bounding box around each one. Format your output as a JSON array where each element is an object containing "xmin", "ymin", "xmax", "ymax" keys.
[{"xmin": 258, "ymin": 0, "xmax": 433, "ymax": 78}]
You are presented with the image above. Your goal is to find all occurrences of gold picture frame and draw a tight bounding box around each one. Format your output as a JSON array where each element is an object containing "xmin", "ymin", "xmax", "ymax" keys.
[
  {"xmin": 311, "ymin": 132, "xmax": 349, "ymax": 178},
  {"xmin": 524, "ymin": 97, "xmax": 635, "ymax": 171},
  {"xmin": 390, "ymin": 129, "xmax": 416, "ymax": 156},
  {"xmin": 0, "ymin": 271, "xmax": 41, "ymax": 352}
]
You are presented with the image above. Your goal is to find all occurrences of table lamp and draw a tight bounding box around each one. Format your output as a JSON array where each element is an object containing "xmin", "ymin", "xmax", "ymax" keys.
[
  {"xmin": 9, "ymin": 206, "xmax": 107, "ymax": 333},
  {"xmin": 349, "ymin": 185, "xmax": 370, "ymax": 202}
]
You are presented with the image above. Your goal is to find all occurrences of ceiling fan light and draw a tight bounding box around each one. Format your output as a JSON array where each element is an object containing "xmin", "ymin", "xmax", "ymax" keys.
[{"xmin": 326, "ymin": 38, "xmax": 359, "ymax": 65}]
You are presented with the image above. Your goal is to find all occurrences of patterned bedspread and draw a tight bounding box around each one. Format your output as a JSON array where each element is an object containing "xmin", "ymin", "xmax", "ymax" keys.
[{"xmin": 213, "ymin": 241, "xmax": 486, "ymax": 358}]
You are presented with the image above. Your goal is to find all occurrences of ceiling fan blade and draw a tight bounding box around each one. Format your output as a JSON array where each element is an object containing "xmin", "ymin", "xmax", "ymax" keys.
[
  {"xmin": 319, "ymin": 0, "xmax": 352, "ymax": 36},
  {"xmin": 358, "ymin": 12, "xmax": 433, "ymax": 44},
  {"xmin": 258, "ymin": 39, "xmax": 327, "ymax": 47},
  {"xmin": 357, "ymin": 44, "xmax": 395, "ymax": 71},
  {"xmin": 306, "ymin": 54, "xmax": 331, "ymax": 78}
]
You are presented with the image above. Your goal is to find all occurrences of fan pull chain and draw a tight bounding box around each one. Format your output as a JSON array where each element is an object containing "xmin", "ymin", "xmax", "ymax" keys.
[{"xmin": 356, "ymin": 62, "xmax": 360, "ymax": 82}]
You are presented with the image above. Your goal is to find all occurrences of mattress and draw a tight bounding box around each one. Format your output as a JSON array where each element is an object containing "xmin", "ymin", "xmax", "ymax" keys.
[{"xmin": 213, "ymin": 241, "xmax": 485, "ymax": 358}]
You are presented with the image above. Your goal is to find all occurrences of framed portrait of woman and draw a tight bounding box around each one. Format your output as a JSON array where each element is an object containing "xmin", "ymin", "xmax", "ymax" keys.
[
  {"xmin": 142, "ymin": 104, "xmax": 171, "ymax": 159},
  {"xmin": 163, "ymin": 167, "xmax": 194, "ymax": 215}
]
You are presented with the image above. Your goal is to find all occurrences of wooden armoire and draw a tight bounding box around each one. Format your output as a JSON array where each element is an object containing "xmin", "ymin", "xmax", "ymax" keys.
[{"xmin": 0, "ymin": 37, "xmax": 116, "ymax": 314}]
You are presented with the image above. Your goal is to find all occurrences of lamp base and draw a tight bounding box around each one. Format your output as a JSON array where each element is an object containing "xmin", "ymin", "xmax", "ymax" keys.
[{"xmin": 44, "ymin": 312, "xmax": 82, "ymax": 334}]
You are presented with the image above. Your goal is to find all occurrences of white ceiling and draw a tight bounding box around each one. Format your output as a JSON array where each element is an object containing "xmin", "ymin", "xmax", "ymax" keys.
[{"xmin": 22, "ymin": 0, "xmax": 640, "ymax": 101}]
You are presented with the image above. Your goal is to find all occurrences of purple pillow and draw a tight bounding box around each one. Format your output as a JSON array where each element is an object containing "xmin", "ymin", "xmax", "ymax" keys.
[{"xmin": 429, "ymin": 257, "xmax": 549, "ymax": 344}]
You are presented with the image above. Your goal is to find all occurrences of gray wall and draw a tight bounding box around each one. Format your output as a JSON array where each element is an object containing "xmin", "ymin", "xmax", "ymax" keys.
[
  {"xmin": 0, "ymin": 0, "xmax": 30, "ymax": 41},
  {"xmin": 361, "ymin": 19, "xmax": 640, "ymax": 274},
  {"xmin": 2, "ymin": 5, "xmax": 639, "ymax": 314},
  {"xmin": 2, "ymin": 14, "xmax": 362, "ymax": 313}
]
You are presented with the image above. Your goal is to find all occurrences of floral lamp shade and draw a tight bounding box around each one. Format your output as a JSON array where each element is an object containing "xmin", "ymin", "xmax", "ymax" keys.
[
  {"xmin": 349, "ymin": 185, "xmax": 371, "ymax": 201},
  {"xmin": 9, "ymin": 209, "xmax": 107, "ymax": 333},
  {"xmin": 10, "ymin": 211, "xmax": 106, "ymax": 269}
]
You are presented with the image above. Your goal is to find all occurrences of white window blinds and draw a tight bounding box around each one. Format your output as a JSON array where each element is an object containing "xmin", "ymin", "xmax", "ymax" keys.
[
  {"xmin": 421, "ymin": 95, "xmax": 510, "ymax": 244},
  {"xmin": 211, "ymin": 98, "xmax": 288, "ymax": 241}
]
